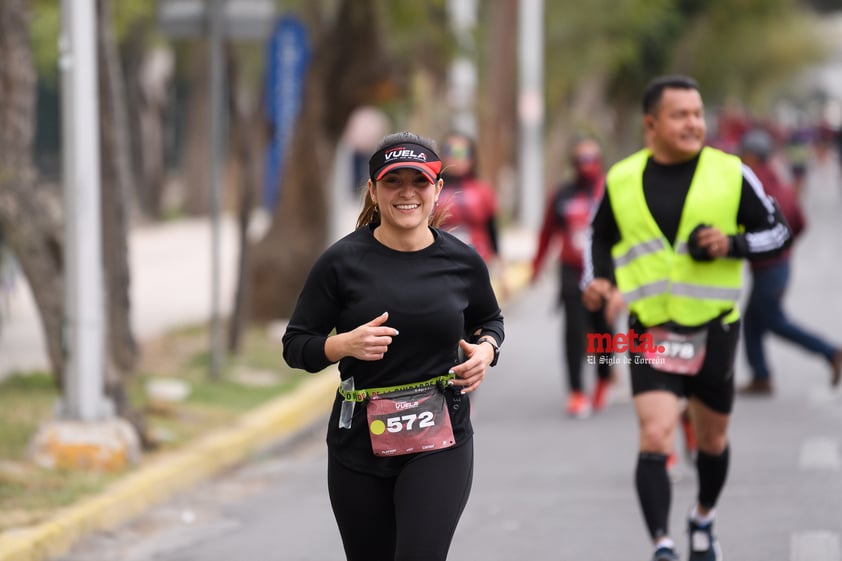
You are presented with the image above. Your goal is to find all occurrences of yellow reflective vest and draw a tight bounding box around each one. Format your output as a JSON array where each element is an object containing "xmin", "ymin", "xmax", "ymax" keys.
[{"xmin": 606, "ymin": 147, "xmax": 744, "ymax": 327}]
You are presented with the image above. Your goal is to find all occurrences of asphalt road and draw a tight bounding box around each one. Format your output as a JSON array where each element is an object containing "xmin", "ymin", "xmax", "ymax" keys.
[
  {"xmin": 55, "ymin": 170, "xmax": 842, "ymax": 561},
  {"xmin": 57, "ymin": 213, "xmax": 842, "ymax": 561}
]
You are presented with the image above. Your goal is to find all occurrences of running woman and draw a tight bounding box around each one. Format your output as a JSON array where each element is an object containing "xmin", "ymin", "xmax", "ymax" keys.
[{"xmin": 283, "ymin": 131, "xmax": 504, "ymax": 561}]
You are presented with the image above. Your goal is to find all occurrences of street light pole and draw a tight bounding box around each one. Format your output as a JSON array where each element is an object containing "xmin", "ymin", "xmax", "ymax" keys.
[
  {"xmin": 34, "ymin": 0, "xmax": 141, "ymax": 471},
  {"xmin": 447, "ymin": 0, "xmax": 479, "ymax": 136},
  {"xmin": 517, "ymin": 0, "xmax": 545, "ymax": 232},
  {"xmin": 208, "ymin": 0, "xmax": 225, "ymax": 380},
  {"xmin": 59, "ymin": 0, "xmax": 110, "ymax": 421}
]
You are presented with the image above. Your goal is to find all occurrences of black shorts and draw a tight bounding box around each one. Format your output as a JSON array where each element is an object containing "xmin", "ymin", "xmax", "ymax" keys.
[{"xmin": 628, "ymin": 315, "xmax": 741, "ymax": 414}]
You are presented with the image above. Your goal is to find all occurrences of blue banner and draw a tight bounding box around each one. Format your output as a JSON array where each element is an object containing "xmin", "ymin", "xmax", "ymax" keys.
[{"xmin": 262, "ymin": 15, "xmax": 310, "ymax": 210}]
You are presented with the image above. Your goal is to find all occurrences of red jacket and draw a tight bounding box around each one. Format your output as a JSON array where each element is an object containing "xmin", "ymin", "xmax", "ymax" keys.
[
  {"xmin": 438, "ymin": 176, "xmax": 499, "ymax": 263},
  {"xmin": 532, "ymin": 178, "xmax": 604, "ymax": 276}
]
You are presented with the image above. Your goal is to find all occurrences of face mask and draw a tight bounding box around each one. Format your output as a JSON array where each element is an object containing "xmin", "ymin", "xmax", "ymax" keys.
[{"xmin": 577, "ymin": 161, "xmax": 602, "ymax": 184}]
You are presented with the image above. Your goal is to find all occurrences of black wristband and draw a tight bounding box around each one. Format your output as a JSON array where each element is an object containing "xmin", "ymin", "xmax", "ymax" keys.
[{"xmin": 478, "ymin": 337, "xmax": 500, "ymax": 367}]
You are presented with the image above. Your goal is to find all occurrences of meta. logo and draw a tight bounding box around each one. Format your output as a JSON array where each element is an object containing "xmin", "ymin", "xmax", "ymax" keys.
[
  {"xmin": 586, "ymin": 329, "xmax": 667, "ymax": 353},
  {"xmin": 385, "ymin": 148, "xmax": 428, "ymax": 162}
]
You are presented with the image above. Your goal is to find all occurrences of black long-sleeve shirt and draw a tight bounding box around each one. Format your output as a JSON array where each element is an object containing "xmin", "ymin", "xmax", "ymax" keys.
[
  {"xmin": 583, "ymin": 153, "xmax": 792, "ymax": 286},
  {"xmin": 282, "ymin": 224, "xmax": 504, "ymax": 476}
]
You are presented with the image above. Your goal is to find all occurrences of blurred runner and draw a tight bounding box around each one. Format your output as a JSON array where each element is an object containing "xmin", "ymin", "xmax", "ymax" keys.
[
  {"xmin": 438, "ymin": 132, "xmax": 507, "ymax": 296},
  {"xmin": 583, "ymin": 75, "xmax": 792, "ymax": 561},
  {"xmin": 738, "ymin": 128, "xmax": 842, "ymax": 395},
  {"xmin": 530, "ymin": 136, "xmax": 614, "ymax": 418}
]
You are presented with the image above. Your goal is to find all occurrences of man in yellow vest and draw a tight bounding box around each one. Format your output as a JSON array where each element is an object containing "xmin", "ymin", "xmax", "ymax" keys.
[{"xmin": 582, "ymin": 75, "xmax": 791, "ymax": 561}]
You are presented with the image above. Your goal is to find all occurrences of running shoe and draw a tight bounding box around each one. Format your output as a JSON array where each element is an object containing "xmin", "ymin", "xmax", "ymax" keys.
[
  {"xmin": 737, "ymin": 378, "xmax": 773, "ymax": 396},
  {"xmin": 591, "ymin": 378, "xmax": 611, "ymax": 412},
  {"xmin": 687, "ymin": 518, "xmax": 722, "ymax": 561},
  {"xmin": 565, "ymin": 391, "xmax": 591, "ymax": 418},
  {"xmin": 651, "ymin": 545, "xmax": 679, "ymax": 561}
]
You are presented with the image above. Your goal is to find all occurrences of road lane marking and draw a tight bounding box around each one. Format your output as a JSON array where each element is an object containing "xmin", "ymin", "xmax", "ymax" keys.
[
  {"xmin": 798, "ymin": 437, "xmax": 840, "ymax": 470},
  {"xmin": 807, "ymin": 387, "xmax": 842, "ymax": 406},
  {"xmin": 791, "ymin": 531, "xmax": 841, "ymax": 561}
]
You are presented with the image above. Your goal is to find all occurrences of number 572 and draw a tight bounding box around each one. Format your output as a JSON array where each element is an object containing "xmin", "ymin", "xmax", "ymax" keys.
[{"xmin": 386, "ymin": 412, "xmax": 435, "ymax": 432}]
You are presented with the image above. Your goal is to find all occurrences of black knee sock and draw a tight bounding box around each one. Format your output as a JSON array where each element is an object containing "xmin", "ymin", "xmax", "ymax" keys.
[
  {"xmin": 635, "ymin": 452, "xmax": 671, "ymax": 540},
  {"xmin": 696, "ymin": 445, "xmax": 730, "ymax": 510}
]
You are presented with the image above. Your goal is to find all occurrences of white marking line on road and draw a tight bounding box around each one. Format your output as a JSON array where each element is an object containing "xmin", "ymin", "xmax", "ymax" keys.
[
  {"xmin": 791, "ymin": 531, "xmax": 841, "ymax": 561},
  {"xmin": 807, "ymin": 387, "xmax": 842, "ymax": 406},
  {"xmin": 798, "ymin": 437, "xmax": 840, "ymax": 470}
]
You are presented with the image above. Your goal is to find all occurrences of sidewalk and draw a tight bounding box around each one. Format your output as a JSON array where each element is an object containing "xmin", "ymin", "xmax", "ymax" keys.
[{"xmin": 0, "ymin": 217, "xmax": 536, "ymax": 561}]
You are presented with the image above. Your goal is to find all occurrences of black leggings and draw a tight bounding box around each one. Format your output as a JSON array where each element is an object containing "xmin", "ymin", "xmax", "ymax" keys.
[
  {"xmin": 560, "ymin": 264, "xmax": 613, "ymax": 392},
  {"xmin": 327, "ymin": 439, "xmax": 474, "ymax": 561}
]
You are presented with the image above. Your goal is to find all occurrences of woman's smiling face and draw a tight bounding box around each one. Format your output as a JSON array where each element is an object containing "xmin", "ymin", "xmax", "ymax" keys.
[{"xmin": 370, "ymin": 168, "xmax": 442, "ymax": 233}]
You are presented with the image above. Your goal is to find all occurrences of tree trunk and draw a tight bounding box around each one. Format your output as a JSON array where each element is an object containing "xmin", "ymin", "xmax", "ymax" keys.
[
  {"xmin": 180, "ymin": 42, "xmax": 212, "ymax": 216},
  {"xmin": 249, "ymin": 0, "xmax": 401, "ymax": 320},
  {"xmin": 478, "ymin": 0, "xmax": 517, "ymax": 197},
  {"xmin": 96, "ymin": 0, "xmax": 140, "ymax": 427},
  {"xmin": 477, "ymin": 0, "xmax": 518, "ymax": 211},
  {"xmin": 227, "ymin": 52, "xmax": 262, "ymax": 353},
  {"xmin": 123, "ymin": 21, "xmax": 171, "ymax": 221},
  {"xmin": 0, "ymin": 0, "xmax": 67, "ymax": 385},
  {"xmin": 248, "ymin": 56, "xmax": 330, "ymax": 321}
]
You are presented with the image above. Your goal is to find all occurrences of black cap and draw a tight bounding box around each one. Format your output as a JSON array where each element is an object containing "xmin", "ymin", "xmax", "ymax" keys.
[{"xmin": 368, "ymin": 142, "xmax": 442, "ymax": 184}]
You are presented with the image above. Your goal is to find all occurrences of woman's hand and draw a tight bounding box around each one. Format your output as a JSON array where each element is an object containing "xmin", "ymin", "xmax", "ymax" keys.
[
  {"xmin": 324, "ymin": 312, "xmax": 399, "ymax": 362},
  {"xmin": 449, "ymin": 338, "xmax": 495, "ymax": 394}
]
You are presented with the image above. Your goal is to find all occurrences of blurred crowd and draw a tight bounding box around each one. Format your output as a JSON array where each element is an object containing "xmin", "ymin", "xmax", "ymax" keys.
[{"xmin": 708, "ymin": 102, "xmax": 842, "ymax": 201}]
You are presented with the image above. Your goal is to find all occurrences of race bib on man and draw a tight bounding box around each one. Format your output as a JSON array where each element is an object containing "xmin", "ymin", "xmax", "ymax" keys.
[
  {"xmin": 366, "ymin": 385, "xmax": 455, "ymax": 457},
  {"xmin": 642, "ymin": 326, "xmax": 708, "ymax": 375}
]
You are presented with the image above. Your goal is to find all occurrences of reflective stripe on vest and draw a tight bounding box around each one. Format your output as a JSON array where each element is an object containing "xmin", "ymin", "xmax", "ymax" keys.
[{"xmin": 606, "ymin": 147, "xmax": 744, "ymax": 327}]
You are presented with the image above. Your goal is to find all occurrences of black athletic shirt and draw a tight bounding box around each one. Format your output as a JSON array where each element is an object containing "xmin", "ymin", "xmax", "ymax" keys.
[
  {"xmin": 282, "ymin": 224, "xmax": 504, "ymax": 477},
  {"xmin": 584, "ymin": 152, "xmax": 792, "ymax": 287}
]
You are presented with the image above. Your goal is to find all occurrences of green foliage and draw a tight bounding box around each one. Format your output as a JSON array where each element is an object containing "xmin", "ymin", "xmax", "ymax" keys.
[
  {"xmin": 0, "ymin": 466, "xmax": 117, "ymax": 516},
  {"xmin": 544, "ymin": 0, "xmax": 685, "ymax": 108},
  {"xmin": 29, "ymin": 0, "xmax": 157, "ymax": 85},
  {"xmin": 360, "ymin": 0, "xmax": 457, "ymax": 128},
  {"xmin": 0, "ymin": 373, "xmax": 57, "ymax": 459},
  {"xmin": 376, "ymin": 0, "xmax": 456, "ymax": 81},
  {"xmin": 30, "ymin": 0, "xmax": 61, "ymax": 84},
  {"xmin": 185, "ymin": 376, "xmax": 299, "ymax": 412},
  {"xmin": 543, "ymin": 0, "xmax": 826, "ymax": 119},
  {"xmin": 672, "ymin": 2, "xmax": 826, "ymax": 107},
  {"xmin": 111, "ymin": 0, "xmax": 156, "ymax": 40}
]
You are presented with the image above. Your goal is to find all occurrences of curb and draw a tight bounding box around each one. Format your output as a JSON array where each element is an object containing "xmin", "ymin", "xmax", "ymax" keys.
[
  {"xmin": 0, "ymin": 372, "xmax": 339, "ymax": 561},
  {"xmin": 0, "ymin": 260, "xmax": 533, "ymax": 561}
]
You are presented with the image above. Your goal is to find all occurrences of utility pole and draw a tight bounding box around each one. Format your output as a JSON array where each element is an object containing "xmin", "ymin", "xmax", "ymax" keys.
[
  {"xmin": 517, "ymin": 0, "xmax": 545, "ymax": 232},
  {"xmin": 447, "ymin": 0, "xmax": 479, "ymax": 136},
  {"xmin": 29, "ymin": 0, "xmax": 141, "ymax": 472},
  {"xmin": 58, "ymin": 0, "xmax": 109, "ymax": 421},
  {"xmin": 208, "ymin": 0, "xmax": 225, "ymax": 380}
]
